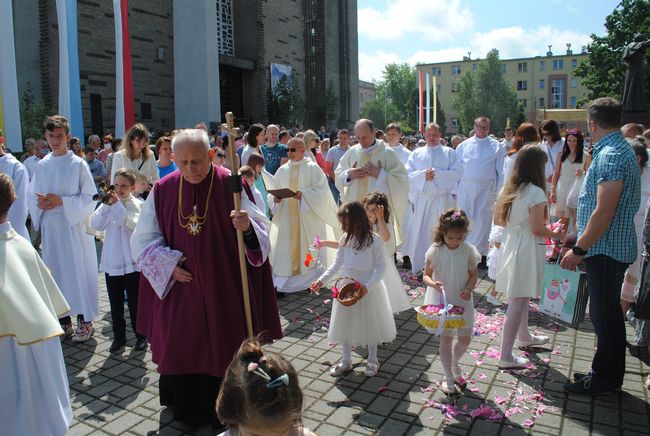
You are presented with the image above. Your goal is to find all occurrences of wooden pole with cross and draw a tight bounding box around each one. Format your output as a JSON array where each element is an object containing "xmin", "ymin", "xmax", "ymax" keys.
[{"xmin": 223, "ymin": 112, "xmax": 254, "ymax": 338}]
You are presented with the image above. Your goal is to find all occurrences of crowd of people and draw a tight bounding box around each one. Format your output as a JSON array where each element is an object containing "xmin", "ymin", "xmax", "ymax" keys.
[{"xmin": 2, "ymin": 96, "xmax": 650, "ymax": 434}]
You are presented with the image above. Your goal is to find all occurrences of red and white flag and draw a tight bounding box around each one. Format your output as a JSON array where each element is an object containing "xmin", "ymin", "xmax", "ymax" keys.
[{"xmin": 113, "ymin": 0, "xmax": 134, "ymax": 138}]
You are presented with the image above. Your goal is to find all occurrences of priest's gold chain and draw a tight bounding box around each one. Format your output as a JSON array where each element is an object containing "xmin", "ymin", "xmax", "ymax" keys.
[{"xmin": 177, "ymin": 168, "xmax": 215, "ymax": 236}]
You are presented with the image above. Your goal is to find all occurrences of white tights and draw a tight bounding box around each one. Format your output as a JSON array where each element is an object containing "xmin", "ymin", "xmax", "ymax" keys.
[
  {"xmin": 500, "ymin": 297, "xmax": 534, "ymax": 362},
  {"xmin": 342, "ymin": 343, "xmax": 378, "ymax": 364},
  {"xmin": 439, "ymin": 335, "xmax": 471, "ymax": 382}
]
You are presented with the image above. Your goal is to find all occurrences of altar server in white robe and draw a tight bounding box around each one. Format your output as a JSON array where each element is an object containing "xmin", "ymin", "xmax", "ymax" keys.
[
  {"xmin": 405, "ymin": 122, "xmax": 463, "ymax": 273},
  {"xmin": 0, "ymin": 146, "xmax": 29, "ymax": 240},
  {"xmin": 455, "ymin": 117, "xmax": 504, "ymax": 261},
  {"xmin": 335, "ymin": 119, "xmax": 408, "ymax": 246},
  {"xmin": 269, "ymin": 137, "xmax": 340, "ymax": 293},
  {"xmin": 0, "ymin": 174, "xmax": 72, "ymax": 436},
  {"xmin": 27, "ymin": 115, "xmax": 99, "ymax": 341}
]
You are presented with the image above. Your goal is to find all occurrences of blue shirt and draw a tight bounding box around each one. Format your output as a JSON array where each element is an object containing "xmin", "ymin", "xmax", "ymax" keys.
[
  {"xmin": 158, "ymin": 161, "xmax": 177, "ymax": 179},
  {"xmin": 261, "ymin": 143, "xmax": 288, "ymax": 175},
  {"xmin": 86, "ymin": 158, "xmax": 107, "ymax": 191},
  {"xmin": 577, "ymin": 131, "xmax": 640, "ymax": 263}
]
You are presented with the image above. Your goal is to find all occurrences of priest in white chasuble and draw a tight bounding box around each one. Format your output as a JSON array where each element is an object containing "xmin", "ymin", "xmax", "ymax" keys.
[
  {"xmin": 269, "ymin": 137, "xmax": 339, "ymax": 293},
  {"xmin": 404, "ymin": 122, "xmax": 462, "ymax": 273},
  {"xmin": 334, "ymin": 119, "xmax": 408, "ymax": 245}
]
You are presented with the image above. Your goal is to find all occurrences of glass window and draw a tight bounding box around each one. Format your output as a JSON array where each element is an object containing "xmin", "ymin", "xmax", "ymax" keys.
[
  {"xmin": 570, "ymin": 96, "xmax": 577, "ymax": 107},
  {"xmin": 472, "ymin": 63, "xmax": 478, "ymax": 71},
  {"xmin": 451, "ymin": 65, "xmax": 461, "ymax": 75},
  {"xmin": 501, "ymin": 64, "xmax": 506, "ymax": 73},
  {"xmin": 451, "ymin": 83, "xmax": 458, "ymax": 92},
  {"xmin": 436, "ymin": 84, "xmax": 441, "ymax": 93},
  {"xmin": 539, "ymin": 61, "xmax": 545, "ymax": 71},
  {"xmin": 571, "ymin": 59, "xmax": 577, "ymax": 68},
  {"xmin": 451, "ymin": 118, "xmax": 459, "ymax": 128},
  {"xmin": 517, "ymin": 80, "xmax": 528, "ymax": 91},
  {"xmin": 539, "ymin": 97, "xmax": 545, "ymax": 108},
  {"xmin": 553, "ymin": 59, "xmax": 564, "ymax": 70},
  {"xmin": 519, "ymin": 99, "xmax": 527, "ymax": 108},
  {"xmin": 570, "ymin": 78, "xmax": 577, "ymax": 88},
  {"xmin": 517, "ymin": 62, "xmax": 528, "ymax": 73},
  {"xmin": 539, "ymin": 79, "xmax": 545, "ymax": 90},
  {"xmin": 432, "ymin": 67, "xmax": 441, "ymax": 76},
  {"xmin": 551, "ymin": 79, "xmax": 565, "ymax": 108}
]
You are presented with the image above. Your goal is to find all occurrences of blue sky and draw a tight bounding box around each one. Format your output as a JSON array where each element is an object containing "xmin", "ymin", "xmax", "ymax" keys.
[{"xmin": 357, "ymin": 0, "xmax": 617, "ymax": 81}]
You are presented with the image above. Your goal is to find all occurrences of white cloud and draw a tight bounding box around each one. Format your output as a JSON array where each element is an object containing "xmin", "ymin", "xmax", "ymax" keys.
[
  {"xmin": 358, "ymin": 26, "xmax": 593, "ymax": 80},
  {"xmin": 358, "ymin": 50, "xmax": 401, "ymax": 83},
  {"xmin": 469, "ymin": 26, "xmax": 592, "ymax": 60},
  {"xmin": 358, "ymin": 0, "xmax": 474, "ymax": 43}
]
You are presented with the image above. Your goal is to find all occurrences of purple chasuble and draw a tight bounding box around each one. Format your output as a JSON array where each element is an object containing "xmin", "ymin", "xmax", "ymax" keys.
[{"xmin": 137, "ymin": 166, "xmax": 282, "ymax": 378}]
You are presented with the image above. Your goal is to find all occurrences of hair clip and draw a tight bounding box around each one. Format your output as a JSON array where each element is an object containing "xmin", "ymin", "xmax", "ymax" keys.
[
  {"xmin": 450, "ymin": 210, "xmax": 462, "ymax": 221},
  {"xmin": 247, "ymin": 361, "xmax": 272, "ymax": 381},
  {"xmin": 266, "ymin": 373, "xmax": 290, "ymax": 389}
]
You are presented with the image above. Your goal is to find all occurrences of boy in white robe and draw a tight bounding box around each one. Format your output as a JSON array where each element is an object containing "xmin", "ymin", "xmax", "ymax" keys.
[
  {"xmin": 0, "ymin": 146, "xmax": 29, "ymax": 240},
  {"xmin": 405, "ymin": 123, "xmax": 462, "ymax": 273},
  {"xmin": 0, "ymin": 173, "xmax": 72, "ymax": 436},
  {"xmin": 27, "ymin": 115, "xmax": 99, "ymax": 341}
]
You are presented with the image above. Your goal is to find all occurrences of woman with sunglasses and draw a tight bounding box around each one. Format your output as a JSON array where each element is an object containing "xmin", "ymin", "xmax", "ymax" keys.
[
  {"xmin": 539, "ymin": 119, "xmax": 564, "ymax": 193},
  {"xmin": 550, "ymin": 128, "xmax": 585, "ymax": 231}
]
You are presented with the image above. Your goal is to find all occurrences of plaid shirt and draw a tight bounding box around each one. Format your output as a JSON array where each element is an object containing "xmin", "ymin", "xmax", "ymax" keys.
[{"xmin": 577, "ymin": 131, "xmax": 640, "ymax": 263}]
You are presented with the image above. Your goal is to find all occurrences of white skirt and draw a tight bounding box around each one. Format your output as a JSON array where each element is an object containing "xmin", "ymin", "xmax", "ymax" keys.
[
  {"xmin": 382, "ymin": 259, "xmax": 413, "ymax": 313},
  {"xmin": 0, "ymin": 336, "xmax": 72, "ymax": 436},
  {"xmin": 328, "ymin": 280, "xmax": 397, "ymax": 346}
]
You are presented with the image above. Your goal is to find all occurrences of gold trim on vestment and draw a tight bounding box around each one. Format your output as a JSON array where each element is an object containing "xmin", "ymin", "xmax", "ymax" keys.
[
  {"xmin": 356, "ymin": 153, "xmax": 372, "ymax": 201},
  {"xmin": 289, "ymin": 164, "xmax": 301, "ymax": 275},
  {"xmin": 0, "ymin": 331, "xmax": 63, "ymax": 346}
]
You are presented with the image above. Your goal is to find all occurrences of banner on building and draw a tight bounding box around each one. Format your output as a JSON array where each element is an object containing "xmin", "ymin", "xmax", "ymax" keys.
[
  {"xmin": 0, "ymin": 0, "xmax": 23, "ymax": 151},
  {"xmin": 56, "ymin": 0, "xmax": 84, "ymax": 141},
  {"xmin": 113, "ymin": 0, "xmax": 135, "ymax": 138}
]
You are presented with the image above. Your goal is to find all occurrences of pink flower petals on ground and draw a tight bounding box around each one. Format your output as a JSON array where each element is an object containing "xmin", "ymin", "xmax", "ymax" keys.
[{"xmin": 522, "ymin": 419, "xmax": 535, "ymax": 428}]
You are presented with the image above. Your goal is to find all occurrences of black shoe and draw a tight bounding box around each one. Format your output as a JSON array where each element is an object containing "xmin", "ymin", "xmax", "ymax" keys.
[
  {"xmin": 563, "ymin": 375, "xmax": 621, "ymax": 395},
  {"xmin": 110, "ymin": 339, "xmax": 126, "ymax": 353},
  {"xmin": 401, "ymin": 256, "xmax": 412, "ymax": 271},
  {"xmin": 134, "ymin": 338, "xmax": 148, "ymax": 351},
  {"xmin": 477, "ymin": 256, "xmax": 488, "ymax": 270},
  {"xmin": 573, "ymin": 372, "xmax": 590, "ymax": 382}
]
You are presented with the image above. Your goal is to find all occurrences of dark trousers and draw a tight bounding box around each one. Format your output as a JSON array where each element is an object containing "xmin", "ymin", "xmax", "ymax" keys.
[
  {"xmin": 105, "ymin": 272, "xmax": 145, "ymax": 341},
  {"xmin": 584, "ymin": 255, "xmax": 629, "ymax": 387}
]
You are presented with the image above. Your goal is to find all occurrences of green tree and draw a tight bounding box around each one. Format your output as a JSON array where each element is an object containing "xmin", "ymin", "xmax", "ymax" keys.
[
  {"xmin": 20, "ymin": 85, "xmax": 51, "ymax": 143},
  {"xmin": 575, "ymin": 0, "xmax": 650, "ymax": 105},
  {"xmin": 452, "ymin": 49, "xmax": 522, "ymax": 136},
  {"xmin": 360, "ymin": 98, "xmax": 400, "ymax": 129},
  {"xmin": 269, "ymin": 72, "xmax": 304, "ymax": 127},
  {"xmin": 376, "ymin": 63, "xmax": 418, "ymax": 129}
]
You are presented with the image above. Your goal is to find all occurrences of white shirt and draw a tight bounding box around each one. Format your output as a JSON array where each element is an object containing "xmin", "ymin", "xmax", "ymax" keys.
[
  {"xmin": 388, "ymin": 143, "xmax": 412, "ymax": 166},
  {"xmin": 543, "ymin": 139, "xmax": 564, "ymax": 178},
  {"xmin": 456, "ymin": 135, "xmax": 505, "ymax": 186},
  {"xmin": 0, "ymin": 153, "xmax": 30, "ymax": 240},
  {"xmin": 91, "ymin": 197, "xmax": 142, "ymax": 276},
  {"xmin": 23, "ymin": 155, "xmax": 41, "ymax": 180}
]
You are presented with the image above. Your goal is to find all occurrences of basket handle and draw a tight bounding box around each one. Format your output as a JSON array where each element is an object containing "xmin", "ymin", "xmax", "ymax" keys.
[{"xmin": 434, "ymin": 287, "xmax": 449, "ymax": 336}]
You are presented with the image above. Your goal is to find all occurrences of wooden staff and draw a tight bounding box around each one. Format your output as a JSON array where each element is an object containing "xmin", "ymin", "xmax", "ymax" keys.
[{"xmin": 223, "ymin": 112, "xmax": 253, "ymax": 338}]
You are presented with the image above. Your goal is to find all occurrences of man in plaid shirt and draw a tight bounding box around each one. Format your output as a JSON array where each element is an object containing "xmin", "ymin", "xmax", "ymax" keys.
[{"xmin": 562, "ymin": 97, "xmax": 641, "ymax": 395}]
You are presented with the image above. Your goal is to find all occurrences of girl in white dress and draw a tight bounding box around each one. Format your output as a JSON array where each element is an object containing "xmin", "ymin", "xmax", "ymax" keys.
[
  {"xmin": 494, "ymin": 145, "xmax": 564, "ymax": 369},
  {"xmin": 486, "ymin": 123, "xmax": 540, "ymax": 306},
  {"xmin": 310, "ymin": 201, "xmax": 397, "ymax": 377},
  {"xmin": 550, "ymin": 129, "xmax": 585, "ymax": 228},
  {"xmin": 422, "ymin": 209, "xmax": 480, "ymax": 394},
  {"xmin": 216, "ymin": 338, "xmax": 316, "ymax": 436},
  {"xmin": 363, "ymin": 192, "xmax": 412, "ymax": 313}
]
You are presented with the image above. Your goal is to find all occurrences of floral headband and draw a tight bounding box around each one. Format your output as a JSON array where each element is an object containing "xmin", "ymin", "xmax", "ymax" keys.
[{"xmin": 246, "ymin": 358, "xmax": 290, "ymax": 389}]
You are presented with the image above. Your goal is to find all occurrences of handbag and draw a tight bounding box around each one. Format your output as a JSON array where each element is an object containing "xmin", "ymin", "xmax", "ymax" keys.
[
  {"xmin": 539, "ymin": 259, "xmax": 588, "ymax": 325},
  {"xmin": 565, "ymin": 175, "xmax": 583, "ymax": 209}
]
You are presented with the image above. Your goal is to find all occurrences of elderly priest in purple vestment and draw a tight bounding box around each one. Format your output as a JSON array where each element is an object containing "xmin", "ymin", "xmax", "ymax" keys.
[{"xmin": 131, "ymin": 129, "xmax": 282, "ymax": 428}]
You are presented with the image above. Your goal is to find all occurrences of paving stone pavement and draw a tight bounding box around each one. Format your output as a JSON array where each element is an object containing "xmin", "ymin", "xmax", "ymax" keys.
[{"xmin": 65, "ymin": 250, "xmax": 650, "ymax": 435}]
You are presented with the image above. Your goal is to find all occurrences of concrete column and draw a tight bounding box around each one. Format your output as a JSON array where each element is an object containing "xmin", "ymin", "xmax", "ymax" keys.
[{"xmin": 173, "ymin": 0, "xmax": 221, "ymax": 128}]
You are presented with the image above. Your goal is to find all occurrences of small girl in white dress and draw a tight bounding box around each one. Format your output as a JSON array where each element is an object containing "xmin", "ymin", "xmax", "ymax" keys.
[
  {"xmin": 310, "ymin": 201, "xmax": 397, "ymax": 377},
  {"xmin": 363, "ymin": 192, "xmax": 412, "ymax": 313},
  {"xmin": 422, "ymin": 209, "xmax": 480, "ymax": 394},
  {"xmin": 494, "ymin": 145, "xmax": 564, "ymax": 369}
]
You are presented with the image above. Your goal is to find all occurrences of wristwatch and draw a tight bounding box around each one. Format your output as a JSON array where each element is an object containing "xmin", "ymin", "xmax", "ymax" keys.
[{"xmin": 572, "ymin": 245, "xmax": 588, "ymax": 256}]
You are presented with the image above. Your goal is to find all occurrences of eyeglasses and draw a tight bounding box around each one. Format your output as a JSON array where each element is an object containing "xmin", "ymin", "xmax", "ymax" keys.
[
  {"xmin": 288, "ymin": 148, "xmax": 303, "ymax": 153},
  {"xmin": 217, "ymin": 154, "xmax": 226, "ymax": 158}
]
